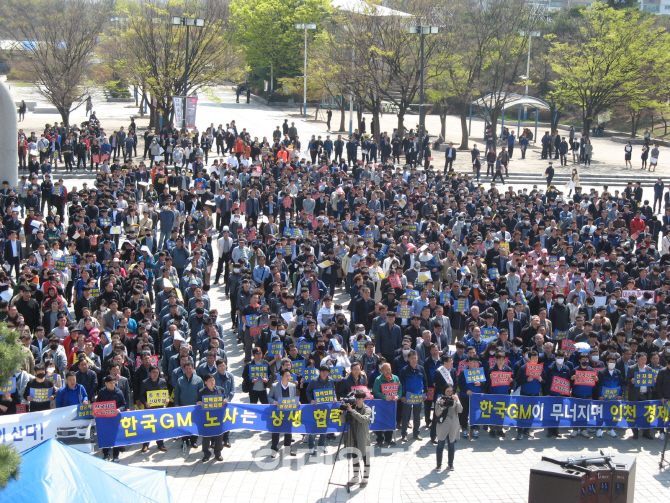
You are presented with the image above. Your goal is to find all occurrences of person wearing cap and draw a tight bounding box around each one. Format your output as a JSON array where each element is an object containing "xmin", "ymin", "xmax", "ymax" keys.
[
  {"xmin": 98, "ymin": 374, "xmax": 127, "ymax": 462},
  {"xmin": 306, "ymin": 364, "xmax": 336, "ymax": 455}
]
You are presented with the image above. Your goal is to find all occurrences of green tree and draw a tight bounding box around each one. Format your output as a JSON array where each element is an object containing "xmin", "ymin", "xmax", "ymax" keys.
[
  {"xmin": 0, "ymin": 324, "xmax": 30, "ymax": 488},
  {"xmin": 230, "ymin": 0, "xmax": 330, "ymax": 84},
  {"xmin": 549, "ymin": 4, "xmax": 670, "ymax": 133}
]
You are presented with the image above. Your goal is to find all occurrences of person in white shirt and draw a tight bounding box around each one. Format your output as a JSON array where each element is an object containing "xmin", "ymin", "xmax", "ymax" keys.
[{"xmin": 316, "ymin": 296, "xmax": 335, "ymax": 329}]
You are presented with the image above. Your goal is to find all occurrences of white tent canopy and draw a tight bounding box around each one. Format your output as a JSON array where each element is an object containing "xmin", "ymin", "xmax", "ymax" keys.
[
  {"xmin": 331, "ymin": 0, "xmax": 413, "ymax": 17},
  {"xmin": 469, "ymin": 93, "xmax": 552, "ymax": 141}
]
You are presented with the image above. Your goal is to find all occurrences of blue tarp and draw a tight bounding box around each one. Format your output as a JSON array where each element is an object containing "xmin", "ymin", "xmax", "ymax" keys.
[{"xmin": 0, "ymin": 439, "xmax": 173, "ymax": 503}]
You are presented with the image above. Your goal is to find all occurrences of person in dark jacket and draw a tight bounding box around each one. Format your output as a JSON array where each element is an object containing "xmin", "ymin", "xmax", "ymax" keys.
[
  {"xmin": 549, "ymin": 293, "xmax": 571, "ymax": 335},
  {"xmin": 486, "ymin": 351, "xmax": 513, "ymax": 437},
  {"xmin": 544, "ymin": 350, "xmax": 573, "ymax": 438},
  {"xmin": 23, "ymin": 364, "xmax": 55, "ymax": 412},
  {"xmin": 569, "ymin": 351, "xmax": 598, "ymax": 438},
  {"xmin": 98, "ymin": 374, "xmax": 127, "ymax": 462},
  {"xmin": 139, "ymin": 364, "xmax": 168, "ymax": 453},
  {"xmin": 376, "ymin": 312, "xmax": 402, "ymax": 363},
  {"xmin": 197, "ymin": 374, "xmax": 226, "ymax": 462},
  {"xmin": 515, "ymin": 350, "xmax": 544, "ymax": 439}
]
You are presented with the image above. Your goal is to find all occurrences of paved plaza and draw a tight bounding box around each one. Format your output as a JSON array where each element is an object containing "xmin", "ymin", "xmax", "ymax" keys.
[{"xmin": 7, "ymin": 82, "xmax": 670, "ymax": 502}]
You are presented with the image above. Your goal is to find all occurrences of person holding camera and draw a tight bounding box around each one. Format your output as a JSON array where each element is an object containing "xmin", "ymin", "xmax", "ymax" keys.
[
  {"xmin": 434, "ymin": 384, "xmax": 462, "ymax": 471},
  {"xmin": 343, "ymin": 389, "xmax": 372, "ymax": 487}
]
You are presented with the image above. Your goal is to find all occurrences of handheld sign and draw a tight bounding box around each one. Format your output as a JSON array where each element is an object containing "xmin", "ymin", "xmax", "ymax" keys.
[
  {"xmin": 490, "ymin": 371, "xmax": 513, "ymax": 387},
  {"xmin": 353, "ymin": 341, "xmax": 367, "ymax": 355},
  {"xmin": 268, "ymin": 342, "xmax": 284, "ymax": 358},
  {"xmin": 297, "ymin": 342, "xmax": 313, "ymax": 358},
  {"xmin": 397, "ymin": 306, "xmax": 411, "ymax": 319},
  {"xmin": 202, "ymin": 395, "xmax": 225, "ymax": 409},
  {"xmin": 526, "ymin": 363, "xmax": 543, "ymax": 379},
  {"xmin": 0, "ymin": 377, "xmax": 16, "ymax": 394},
  {"xmin": 464, "ymin": 368, "xmax": 486, "ymax": 383},
  {"xmin": 250, "ymin": 324, "xmax": 268, "ymax": 338},
  {"xmin": 30, "ymin": 387, "xmax": 53, "ymax": 402},
  {"xmin": 440, "ymin": 291, "xmax": 451, "ymax": 304},
  {"xmin": 278, "ymin": 397, "xmax": 300, "ymax": 410},
  {"xmin": 405, "ymin": 393, "xmax": 425, "ymax": 404},
  {"xmin": 329, "ymin": 366, "xmax": 344, "ymax": 381},
  {"xmin": 92, "ymin": 401, "xmax": 119, "ymax": 417},
  {"xmin": 389, "ymin": 275, "xmax": 402, "ymax": 289},
  {"xmin": 249, "ymin": 364, "xmax": 267, "ymax": 380},
  {"xmin": 380, "ymin": 382, "xmax": 399, "ymax": 396},
  {"xmin": 303, "ymin": 368, "xmax": 319, "ymax": 382},
  {"xmin": 454, "ymin": 299, "xmax": 468, "ymax": 313},
  {"xmin": 602, "ymin": 387, "xmax": 620, "ymax": 400},
  {"xmin": 146, "ymin": 389, "xmax": 170, "ymax": 407},
  {"xmin": 489, "ymin": 268, "xmax": 499, "ymax": 280},
  {"xmin": 634, "ymin": 371, "xmax": 655, "ymax": 387},
  {"xmin": 574, "ymin": 370, "xmax": 597, "ymax": 387},
  {"xmin": 457, "ymin": 360, "xmax": 469, "ymax": 376},
  {"xmin": 554, "ymin": 330, "xmax": 568, "ymax": 341},
  {"xmin": 76, "ymin": 403, "xmax": 93, "ymax": 419},
  {"xmin": 290, "ymin": 360, "xmax": 305, "ymax": 377},
  {"xmin": 417, "ymin": 271, "xmax": 431, "ymax": 283},
  {"xmin": 313, "ymin": 388, "xmax": 335, "ymax": 403},
  {"xmin": 549, "ymin": 376, "xmax": 571, "ymax": 396},
  {"xmin": 561, "ymin": 340, "xmax": 576, "ymax": 355},
  {"xmin": 405, "ymin": 289, "xmax": 419, "ymax": 301}
]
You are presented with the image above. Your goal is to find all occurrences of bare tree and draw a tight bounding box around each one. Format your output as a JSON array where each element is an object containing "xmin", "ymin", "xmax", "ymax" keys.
[{"xmin": 2, "ymin": 0, "xmax": 110, "ymax": 127}]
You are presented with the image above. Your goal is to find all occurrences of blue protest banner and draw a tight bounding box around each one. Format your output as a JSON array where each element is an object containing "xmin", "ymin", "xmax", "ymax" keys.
[
  {"xmin": 0, "ymin": 377, "xmax": 16, "ymax": 394},
  {"xmin": 353, "ymin": 341, "xmax": 367, "ymax": 355},
  {"xmin": 469, "ymin": 394, "xmax": 670, "ymax": 430},
  {"xmin": 454, "ymin": 299, "xmax": 468, "ymax": 313},
  {"xmin": 249, "ymin": 365, "xmax": 267, "ymax": 380},
  {"xmin": 76, "ymin": 403, "xmax": 93, "ymax": 419},
  {"xmin": 313, "ymin": 388, "xmax": 336, "ymax": 403},
  {"xmin": 96, "ymin": 400, "xmax": 397, "ymax": 448},
  {"xmin": 464, "ymin": 368, "xmax": 486, "ymax": 383},
  {"xmin": 439, "ymin": 291, "xmax": 451, "ymax": 304},
  {"xmin": 602, "ymin": 387, "xmax": 620, "ymax": 401},
  {"xmin": 63, "ymin": 254, "xmax": 77, "ymax": 267},
  {"xmin": 268, "ymin": 342, "xmax": 284, "ymax": 358},
  {"xmin": 405, "ymin": 289, "xmax": 419, "ymax": 301},
  {"xmin": 202, "ymin": 395, "xmax": 226, "ymax": 409},
  {"xmin": 303, "ymin": 368, "xmax": 319, "ymax": 382},
  {"xmin": 329, "ymin": 367, "xmax": 344, "ymax": 381},
  {"xmin": 290, "ymin": 360, "xmax": 304, "ymax": 376},
  {"xmin": 634, "ymin": 371, "xmax": 655, "ymax": 387},
  {"xmin": 405, "ymin": 393, "xmax": 425, "ymax": 404},
  {"xmin": 30, "ymin": 388, "xmax": 53, "ymax": 402},
  {"xmin": 54, "ymin": 260, "xmax": 67, "ymax": 272},
  {"xmin": 278, "ymin": 397, "xmax": 300, "ymax": 410},
  {"xmin": 297, "ymin": 342, "xmax": 313, "ymax": 357}
]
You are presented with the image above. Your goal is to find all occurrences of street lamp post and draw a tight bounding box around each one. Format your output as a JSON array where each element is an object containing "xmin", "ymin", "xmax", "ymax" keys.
[
  {"xmin": 172, "ymin": 16, "xmax": 205, "ymax": 131},
  {"xmin": 408, "ymin": 25, "xmax": 438, "ymax": 166},
  {"xmin": 295, "ymin": 23, "xmax": 316, "ymax": 118},
  {"xmin": 520, "ymin": 30, "xmax": 540, "ymax": 121}
]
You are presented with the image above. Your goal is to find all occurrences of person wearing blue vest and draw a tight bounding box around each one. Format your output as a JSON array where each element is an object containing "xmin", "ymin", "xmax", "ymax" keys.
[
  {"xmin": 544, "ymin": 349, "xmax": 573, "ymax": 438},
  {"xmin": 569, "ymin": 351, "xmax": 598, "ymax": 438},
  {"xmin": 486, "ymin": 351, "xmax": 513, "ymax": 437},
  {"xmin": 457, "ymin": 354, "xmax": 488, "ymax": 439},
  {"xmin": 399, "ymin": 351, "xmax": 427, "ymax": 442},
  {"xmin": 515, "ymin": 350, "xmax": 544, "ymax": 440},
  {"xmin": 596, "ymin": 353, "xmax": 624, "ymax": 439},
  {"xmin": 55, "ymin": 371, "xmax": 89, "ymax": 408}
]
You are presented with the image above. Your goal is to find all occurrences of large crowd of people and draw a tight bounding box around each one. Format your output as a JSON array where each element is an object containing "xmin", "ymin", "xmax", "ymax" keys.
[{"xmin": 3, "ymin": 111, "xmax": 670, "ymax": 477}]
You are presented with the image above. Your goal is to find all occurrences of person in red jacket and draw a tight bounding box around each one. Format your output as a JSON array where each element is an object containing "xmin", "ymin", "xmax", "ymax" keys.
[{"xmin": 630, "ymin": 210, "xmax": 646, "ymax": 235}]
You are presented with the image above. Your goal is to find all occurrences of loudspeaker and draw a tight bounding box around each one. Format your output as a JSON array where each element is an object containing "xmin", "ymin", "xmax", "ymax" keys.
[{"xmin": 528, "ymin": 454, "xmax": 635, "ymax": 503}]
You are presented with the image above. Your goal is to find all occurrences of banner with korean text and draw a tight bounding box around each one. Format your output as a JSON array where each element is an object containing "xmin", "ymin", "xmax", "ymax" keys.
[
  {"xmin": 469, "ymin": 394, "xmax": 669, "ymax": 430},
  {"xmin": 0, "ymin": 405, "xmax": 95, "ymax": 454},
  {"xmin": 96, "ymin": 400, "xmax": 396, "ymax": 448}
]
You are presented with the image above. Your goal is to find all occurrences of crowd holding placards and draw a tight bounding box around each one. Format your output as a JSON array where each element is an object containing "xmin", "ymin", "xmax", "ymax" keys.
[{"xmin": 3, "ymin": 115, "xmax": 670, "ymax": 476}]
